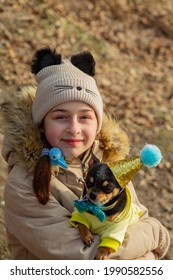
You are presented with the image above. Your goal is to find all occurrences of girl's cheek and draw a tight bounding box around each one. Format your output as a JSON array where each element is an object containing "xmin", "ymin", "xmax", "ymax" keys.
[{"xmin": 44, "ymin": 128, "xmax": 56, "ymax": 143}]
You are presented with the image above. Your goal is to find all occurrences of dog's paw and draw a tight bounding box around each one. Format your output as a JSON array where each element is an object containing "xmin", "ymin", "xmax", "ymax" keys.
[
  {"xmin": 95, "ymin": 247, "xmax": 114, "ymax": 260},
  {"xmin": 83, "ymin": 231, "xmax": 94, "ymax": 248},
  {"xmin": 78, "ymin": 223, "xmax": 94, "ymax": 247}
]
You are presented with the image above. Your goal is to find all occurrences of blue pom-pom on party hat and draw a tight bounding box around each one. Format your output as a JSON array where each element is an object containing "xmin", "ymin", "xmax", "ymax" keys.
[
  {"xmin": 140, "ymin": 144, "xmax": 162, "ymax": 167},
  {"xmin": 107, "ymin": 144, "xmax": 162, "ymax": 187}
]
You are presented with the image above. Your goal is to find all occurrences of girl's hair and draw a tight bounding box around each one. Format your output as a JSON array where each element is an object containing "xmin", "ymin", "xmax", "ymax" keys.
[
  {"xmin": 33, "ymin": 155, "xmax": 51, "ymax": 205},
  {"xmin": 33, "ymin": 132, "xmax": 52, "ymax": 205}
]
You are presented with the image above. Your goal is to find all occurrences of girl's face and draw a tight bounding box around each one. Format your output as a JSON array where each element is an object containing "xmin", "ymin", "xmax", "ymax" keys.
[{"xmin": 43, "ymin": 101, "xmax": 98, "ymax": 158}]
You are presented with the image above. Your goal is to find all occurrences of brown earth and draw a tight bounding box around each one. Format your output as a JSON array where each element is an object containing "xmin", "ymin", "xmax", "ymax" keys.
[{"xmin": 0, "ymin": 0, "xmax": 173, "ymax": 259}]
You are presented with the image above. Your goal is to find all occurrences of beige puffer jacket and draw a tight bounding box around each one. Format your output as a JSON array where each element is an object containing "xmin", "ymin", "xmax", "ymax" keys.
[{"xmin": 0, "ymin": 86, "xmax": 170, "ymax": 260}]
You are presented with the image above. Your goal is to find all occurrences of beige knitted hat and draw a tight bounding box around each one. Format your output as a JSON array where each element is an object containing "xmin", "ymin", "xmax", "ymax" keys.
[{"xmin": 31, "ymin": 48, "xmax": 103, "ymax": 132}]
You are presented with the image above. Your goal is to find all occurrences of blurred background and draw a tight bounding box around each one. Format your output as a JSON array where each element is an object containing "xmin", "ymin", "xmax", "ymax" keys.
[{"xmin": 0, "ymin": 0, "xmax": 173, "ymax": 259}]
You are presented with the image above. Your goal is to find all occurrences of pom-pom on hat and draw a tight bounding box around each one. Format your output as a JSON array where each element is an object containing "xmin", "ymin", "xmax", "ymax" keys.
[
  {"xmin": 107, "ymin": 144, "xmax": 162, "ymax": 187},
  {"xmin": 31, "ymin": 47, "xmax": 103, "ymax": 132}
]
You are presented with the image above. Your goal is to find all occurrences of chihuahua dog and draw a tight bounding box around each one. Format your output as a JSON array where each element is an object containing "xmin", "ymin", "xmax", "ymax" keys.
[
  {"xmin": 71, "ymin": 162, "xmax": 130, "ymax": 260},
  {"xmin": 70, "ymin": 144, "xmax": 161, "ymax": 259}
]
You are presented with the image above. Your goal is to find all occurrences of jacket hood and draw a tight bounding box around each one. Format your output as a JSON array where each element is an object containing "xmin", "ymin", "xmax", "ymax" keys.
[{"xmin": 0, "ymin": 86, "xmax": 130, "ymax": 173}]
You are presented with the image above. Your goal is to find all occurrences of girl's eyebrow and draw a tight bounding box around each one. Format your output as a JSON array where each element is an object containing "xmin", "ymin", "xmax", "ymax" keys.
[
  {"xmin": 51, "ymin": 109, "xmax": 67, "ymax": 113},
  {"xmin": 51, "ymin": 109, "xmax": 94, "ymax": 113}
]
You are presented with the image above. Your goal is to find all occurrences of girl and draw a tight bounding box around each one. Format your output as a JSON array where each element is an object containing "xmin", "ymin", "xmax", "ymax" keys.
[{"xmin": 0, "ymin": 47, "xmax": 170, "ymax": 259}]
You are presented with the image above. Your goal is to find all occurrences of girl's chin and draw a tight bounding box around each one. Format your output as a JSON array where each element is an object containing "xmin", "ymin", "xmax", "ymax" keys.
[
  {"xmin": 60, "ymin": 146, "xmax": 87, "ymax": 159},
  {"xmin": 63, "ymin": 152, "xmax": 83, "ymax": 159},
  {"xmin": 61, "ymin": 149, "xmax": 82, "ymax": 158}
]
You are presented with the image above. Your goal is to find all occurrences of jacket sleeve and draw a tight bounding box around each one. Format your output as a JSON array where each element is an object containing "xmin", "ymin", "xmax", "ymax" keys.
[
  {"xmin": 4, "ymin": 164, "xmax": 100, "ymax": 260},
  {"xmin": 109, "ymin": 182, "xmax": 170, "ymax": 260}
]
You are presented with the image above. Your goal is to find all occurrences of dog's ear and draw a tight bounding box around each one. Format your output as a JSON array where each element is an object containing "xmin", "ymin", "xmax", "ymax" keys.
[
  {"xmin": 31, "ymin": 47, "xmax": 62, "ymax": 74},
  {"xmin": 71, "ymin": 51, "xmax": 95, "ymax": 76}
]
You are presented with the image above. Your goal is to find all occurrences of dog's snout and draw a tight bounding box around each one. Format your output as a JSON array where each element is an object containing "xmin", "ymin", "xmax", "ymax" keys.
[{"xmin": 90, "ymin": 192, "xmax": 97, "ymax": 201}]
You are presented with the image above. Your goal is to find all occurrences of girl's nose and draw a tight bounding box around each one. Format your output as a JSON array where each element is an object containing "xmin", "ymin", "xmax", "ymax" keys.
[{"xmin": 67, "ymin": 118, "xmax": 81, "ymax": 135}]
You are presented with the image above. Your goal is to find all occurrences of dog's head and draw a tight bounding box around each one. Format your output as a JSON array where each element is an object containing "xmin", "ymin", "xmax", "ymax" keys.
[{"xmin": 85, "ymin": 163, "xmax": 123, "ymax": 206}]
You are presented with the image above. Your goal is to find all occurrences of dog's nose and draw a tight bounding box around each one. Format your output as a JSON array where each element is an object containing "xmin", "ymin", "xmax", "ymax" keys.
[{"xmin": 90, "ymin": 192, "xmax": 97, "ymax": 201}]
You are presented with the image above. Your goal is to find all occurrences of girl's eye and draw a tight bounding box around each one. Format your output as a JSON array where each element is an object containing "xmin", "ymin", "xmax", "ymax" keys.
[
  {"xmin": 55, "ymin": 115, "xmax": 68, "ymax": 120},
  {"xmin": 80, "ymin": 115, "xmax": 92, "ymax": 120}
]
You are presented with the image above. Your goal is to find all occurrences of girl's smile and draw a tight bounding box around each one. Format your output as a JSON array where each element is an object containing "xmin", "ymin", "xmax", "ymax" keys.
[
  {"xmin": 43, "ymin": 101, "xmax": 98, "ymax": 158},
  {"xmin": 62, "ymin": 139, "xmax": 84, "ymax": 146}
]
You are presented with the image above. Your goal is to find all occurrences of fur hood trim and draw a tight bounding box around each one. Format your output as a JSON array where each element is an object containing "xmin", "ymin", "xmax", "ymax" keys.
[
  {"xmin": 0, "ymin": 86, "xmax": 130, "ymax": 172},
  {"xmin": 97, "ymin": 113, "xmax": 130, "ymax": 162}
]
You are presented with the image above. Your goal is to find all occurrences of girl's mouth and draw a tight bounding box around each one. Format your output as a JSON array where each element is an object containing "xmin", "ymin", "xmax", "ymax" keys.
[{"xmin": 62, "ymin": 139, "xmax": 83, "ymax": 146}]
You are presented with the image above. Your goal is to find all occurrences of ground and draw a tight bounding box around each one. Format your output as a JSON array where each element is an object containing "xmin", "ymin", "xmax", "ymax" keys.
[{"xmin": 0, "ymin": 0, "xmax": 173, "ymax": 259}]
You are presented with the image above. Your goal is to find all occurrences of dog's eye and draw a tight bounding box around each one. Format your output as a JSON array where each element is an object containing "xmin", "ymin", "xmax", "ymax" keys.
[{"xmin": 102, "ymin": 183, "xmax": 114, "ymax": 194}]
